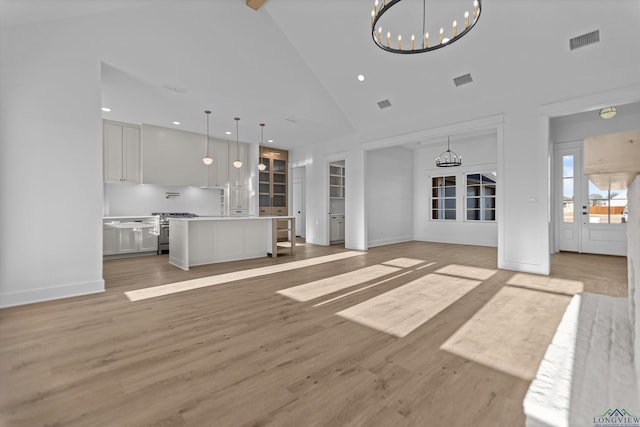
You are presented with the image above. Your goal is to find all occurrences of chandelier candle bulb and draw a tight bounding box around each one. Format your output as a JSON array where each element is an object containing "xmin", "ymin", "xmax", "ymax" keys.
[
  {"xmin": 374, "ymin": 0, "xmax": 378, "ymax": 15},
  {"xmin": 411, "ymin": 34, "xmax": 415, "ymax": 50},
  {"xmin": 465, "ymin": 11, "xmax": 469, "ymax": 28},
  {"xmin": 378, "ymin": 27, "xmax": 382, "ymax": 43},
  {"xmin": 398, "ymin": 34, "xmax": 402, "ymax": 49},
  {"xmin": 387, "ymin": 31, "xmax": 391, "ymax": 47},
  {"xmin": 371, "ymin": 9, "xmax": 375, "ymax": 24},
  {"xmin": 425, "ymin": 32, "xmax": 429, "ymax": 48},
  {"xmin": 473, "ymin": 0, "xmax": 479, "ymax": 19},
  {"xmin": 439, "ymin": 27, "xmax": 444, "ymax": 43},
  {"xmin": 453, "ymin": 20, "xmax": 457, "ymax": 37}
]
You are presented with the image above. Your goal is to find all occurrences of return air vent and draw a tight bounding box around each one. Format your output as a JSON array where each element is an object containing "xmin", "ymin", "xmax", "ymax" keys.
[
  {"xmin": 377, "ymin": 99, "xmax": 392, "ymax": 109},
  {"xmin": 453, "ymin": 73, "xmax": 473, "ymax": 87},
  {"xmin": 570, "ymin": 30, "xmax": 600, "ymax": 50}
]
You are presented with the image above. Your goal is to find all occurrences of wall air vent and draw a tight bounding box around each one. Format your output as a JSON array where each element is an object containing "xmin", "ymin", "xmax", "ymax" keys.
[
  {"xmin": 377, "ymin": 99, "xmax": 392, "ymax": 109},
  {"xmin": 453, "ymin": 73, "xmax": 473, "ymax": 87},
  {"xmin": 570, "ymin": 30, "xmax": 600, "ymax": 51}
]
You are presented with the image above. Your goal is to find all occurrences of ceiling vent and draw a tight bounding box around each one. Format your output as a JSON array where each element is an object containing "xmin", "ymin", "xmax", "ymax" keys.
[
  {"xmin": 570, "ymin": 30, "xmax": 600, "ymax": 50},
  {"xmin": 453, "ymin": 73, "xmax": 473, "ymax": 87},
  {"xmin": 377, "ymin": 99, "xmax": 392, "ymax": 109}
]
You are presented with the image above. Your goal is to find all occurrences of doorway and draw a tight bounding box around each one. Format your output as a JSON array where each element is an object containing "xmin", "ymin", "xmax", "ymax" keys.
[
  {"xmin": 329, "ymin": 160, "xmax": 345, "ymax": 245},
  {"xmin": 292, "ymin": 166, "xmax": 305, "ymax": 238},
  {"xmin": 555, "ymin": 143, "xmax": 627, "ymax": 256}
]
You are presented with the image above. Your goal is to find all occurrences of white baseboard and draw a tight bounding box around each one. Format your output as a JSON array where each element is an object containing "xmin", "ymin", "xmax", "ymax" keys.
[
  {"xmin": 413, "ymin": 235, "xmax": 498, "ymax": 248},
  {"xmin": 498, "ymin": 259, "xmax": 550, "ymax": 275},
  {"xmin": 368, "ymin": 235, "xmax": 413, "ymax": 248},
  {"xmin": 0, "ymin": 279, "xmax": 105, "ymax": 308}
]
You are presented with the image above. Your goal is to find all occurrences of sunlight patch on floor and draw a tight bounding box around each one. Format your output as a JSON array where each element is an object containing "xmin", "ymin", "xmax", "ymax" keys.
[
  {"xmin": 507, "ymin": 273, "xmax": 584, "ymax": 296},
  {"xmin": 276, "ymin": 265, "xmax": 401, "ymax": 302},
  {"xmin": 440, "ymin": 286, "xmax": 572, "ymax": 381},
  {"xmin": 434, "ymin": 264, "xmax": 498, "ymax": 281},
  {"xmin": 381, "ymin": 258, "xmax": 426, "ymax": 268},
  {"xmin": 337, "ymin": 273, "xmax": 482, "ymax": 338},
  {"xmin": 276, "ymin": 241, "xmax": 306, "ymax": 248},
  {"xmin": 125, "ymin": 251, "xmax": 365, "ymax": 301}
]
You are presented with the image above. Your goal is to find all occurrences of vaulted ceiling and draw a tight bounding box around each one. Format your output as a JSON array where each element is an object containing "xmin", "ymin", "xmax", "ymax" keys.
[{"xmin": 1, "ymin": 0, "xmax": 639, "ymax": 149}]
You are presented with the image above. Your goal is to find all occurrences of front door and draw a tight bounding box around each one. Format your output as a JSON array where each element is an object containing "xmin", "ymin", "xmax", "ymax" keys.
[{"xmin": 556, "ymin": 144, "xmax": 627, "ymax": 256}]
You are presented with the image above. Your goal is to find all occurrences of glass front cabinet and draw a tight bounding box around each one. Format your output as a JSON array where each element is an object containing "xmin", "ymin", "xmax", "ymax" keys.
[{"xmin": 259, "ymin": 147, "xmax": 288, "ymax": 216}]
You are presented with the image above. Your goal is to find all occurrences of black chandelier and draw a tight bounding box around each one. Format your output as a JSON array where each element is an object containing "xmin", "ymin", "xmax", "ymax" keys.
[
  {"xmin": 436, "ymin": 137, "xmax": 462, "ymax": 167},
  {"xmin": 371, "ymin": 0, "xmax": 481, "ymax": 54}
]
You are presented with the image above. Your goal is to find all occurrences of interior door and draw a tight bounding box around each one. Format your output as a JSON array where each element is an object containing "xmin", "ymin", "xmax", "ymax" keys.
[
  {"xmin": 293, "ymin": 174, "xmax": 305, "ymax": 237},
  {"xmin": 556, "ymin": 144, "xmax": 627, "ymax": 256}
]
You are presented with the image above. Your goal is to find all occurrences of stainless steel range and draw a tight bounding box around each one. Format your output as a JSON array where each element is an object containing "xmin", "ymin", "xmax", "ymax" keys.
[{"xmin": 152, "ymin": 212, "xmax": 198, "ymax": 254}]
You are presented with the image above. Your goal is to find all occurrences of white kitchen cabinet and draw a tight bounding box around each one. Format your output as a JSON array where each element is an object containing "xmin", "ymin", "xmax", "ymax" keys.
[
  {"xmin": 141, "ymin": 124, "xmax": 208, "ymax": 187},
  {"xmin": 104, "ymin": 121, "xmax": 141, "ymax": 184},
  {"xmin": 207, "ymin": 140, "xmax": 229, "ymax": 189},
  {"xmin": 330, "ymin": 214, "xmax": 345, "ymax": 243},
  {"xmin": 139, "ymin": 226, "xmax": 160, "ymax": 252},
  {"xmin": 116, "ymin": 227, "xmax": 138, "ymax": 254},
  {"xmin": 103, "ymin": 223, "xmax": 117, "ymax": 255},
  {"xmin": 103, "ymin": 217, "xmax": 158, "ymax": 256},
  {"xmin": 229, "ymin": 142, "xmax": 248, "ymax": 188},
  {"xmin": 229, "ymin": 188, "xmax": 249, "ymax": 215}
]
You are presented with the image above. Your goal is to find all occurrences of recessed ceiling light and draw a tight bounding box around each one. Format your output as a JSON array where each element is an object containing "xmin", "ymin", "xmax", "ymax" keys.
[
  {"xmin": 225, "ymin": 131, "xmax": 232, "ymax": 135},
  {"xmin": 172, "ymin": 121, "xmax": 181, "ymax": 125},
  {"xmin": 101, "ymin": 107, "xmax": 111, "ymax": 112},
  {"xmin": 357, "ymin": 74, "xmax": 365, "ymax": 82},
  {"xmin": 267, "ymin": 139, "xmax": 274, "ymax": 143}
]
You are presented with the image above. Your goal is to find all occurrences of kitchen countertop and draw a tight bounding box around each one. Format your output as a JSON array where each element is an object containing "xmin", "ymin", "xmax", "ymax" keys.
[
  {"xmin": 169, "ymin": 216, "xmax": 294, "ymax": 222},
  {"xmin": 103, "ymin": 216, "xmax": 158, "ymax": 220}
]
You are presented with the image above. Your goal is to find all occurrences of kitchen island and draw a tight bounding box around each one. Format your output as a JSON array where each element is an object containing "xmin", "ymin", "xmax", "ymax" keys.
[{"xmin": 169, "ymin": 216, "xmax": 295, "ymax": 270}]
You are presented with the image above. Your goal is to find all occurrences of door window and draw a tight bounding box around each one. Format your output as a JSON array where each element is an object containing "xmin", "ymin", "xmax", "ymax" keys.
[{"xmin": 587, "ymin": 180, "xmax": 627, "ymax": 224}]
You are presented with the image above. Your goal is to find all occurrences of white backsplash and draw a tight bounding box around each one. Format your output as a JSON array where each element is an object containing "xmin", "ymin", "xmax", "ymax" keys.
[{"xmin": 104, "ymin": 184, "xmax": 223, "ymax": 216}]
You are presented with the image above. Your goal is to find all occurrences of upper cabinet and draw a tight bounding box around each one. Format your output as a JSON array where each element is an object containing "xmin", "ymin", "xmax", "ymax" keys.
[
  {"xmin": 141, "ymin": 124, "xmax": 208, "ymax": 187},
  {"xmin": 208, "ymin": 140, "xmax": 229, "ymax": 189},
  {"xmin": 229, "ymin": 142, "xmax": 248, "ymax": 189},
  {"xmin": 103, "ymin": 121, "xmax": 141, "ymax": 184},
  {"xmin": 142, "ymin": 124, "xmax": 252, "ymax": 188},
  {"xmin": 259, "ymin": 147, "xmax": 288, "ymax": 216},
  {"xmin": 329, "ymin": 164, "xmax": 345, "ymax": 199}
]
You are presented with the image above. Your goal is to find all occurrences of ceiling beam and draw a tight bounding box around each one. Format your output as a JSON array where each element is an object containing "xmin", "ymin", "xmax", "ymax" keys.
[{"xmin": 246, "ymin": 0, "xmax": 267, "ymax": 11}]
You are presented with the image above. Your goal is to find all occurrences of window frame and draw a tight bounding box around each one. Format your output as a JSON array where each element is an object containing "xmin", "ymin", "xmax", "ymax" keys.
[
  {"xmin": 464, "ymin": 171, "xmax": 497, "ymax": 222},
  {"xmin": 430, "ymin": 175, "xmax": 457, "ymax": 221}
]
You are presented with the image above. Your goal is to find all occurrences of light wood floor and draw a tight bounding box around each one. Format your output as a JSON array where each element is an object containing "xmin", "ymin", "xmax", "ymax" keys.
[{"xmin": 0, "ymin": 241, "xmax": 628, "ymax": 427}]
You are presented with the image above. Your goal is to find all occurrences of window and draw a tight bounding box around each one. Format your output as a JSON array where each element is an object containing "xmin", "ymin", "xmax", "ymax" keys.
[
  {"xmin": 432, "ymin": 176, "xmax": 456, "ymax": 220},
  {"xmin": 466, "ymin": 172, "xmax": 496, "ymax": 221},
  {"xmin": 588, "ymin": 180, "xmax": 627, "ymax": 224},
  {"xmin": 562, "ymin": 155, "xmax": 574, "ymax": 223}
]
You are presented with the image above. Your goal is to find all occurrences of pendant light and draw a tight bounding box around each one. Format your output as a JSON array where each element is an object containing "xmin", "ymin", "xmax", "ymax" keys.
[
  {"xmin": 233, "ymin": 117, "xmax": 243, "ymax": 169},
  {"xmin": 257, "ymin": 123, "xmax": 267, "ymax": 171},
  {"xmin": 436, "ymin": 136, "xmax": 462, "ymax": 167},
  {"xmin": 202, "ymin": 110, "xmax": 213, "ymax": 165}
]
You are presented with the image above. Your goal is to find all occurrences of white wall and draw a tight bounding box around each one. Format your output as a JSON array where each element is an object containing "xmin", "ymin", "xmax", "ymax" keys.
[
  {"xmin": 104, "ymin": 184, "xmax": 222, "ymax": 217},
  {"xmin": 0, "ymin": 18, "xmax": 104, "ymax": 307},
  {"xmin": 551, "ymin": 105, "xmax": 640, "ymax": 143},
  {"xmin": 366, "ymin": 147, "xmax": 413, "ymax": 247},
  {"xmin": 627, "ymin": 176, "xmax": 640, "ymax": 382},
  {"xmin": 414, "ymin": 133, "xmax": 498, "ymax": 247}
]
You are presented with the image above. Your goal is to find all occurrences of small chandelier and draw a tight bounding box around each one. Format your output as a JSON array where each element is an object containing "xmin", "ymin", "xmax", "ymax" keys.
[
  {"xmin": 202, "ymin": 110, "xmax": 213, "ymax": 165},
  {"xmin": 436, "ymin": 137, "xmax": 462, "ymax": 167},
  {"xmin": 233, "ymin": 117, "xmax": 243, "ymax": 169},
  {"xmin": 371, "ymin": 0, "xmax": 481, "ymax": 54},
  {"xmin": 257, "ymin": 123, "xmax": 267, "ymax": 171}
]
